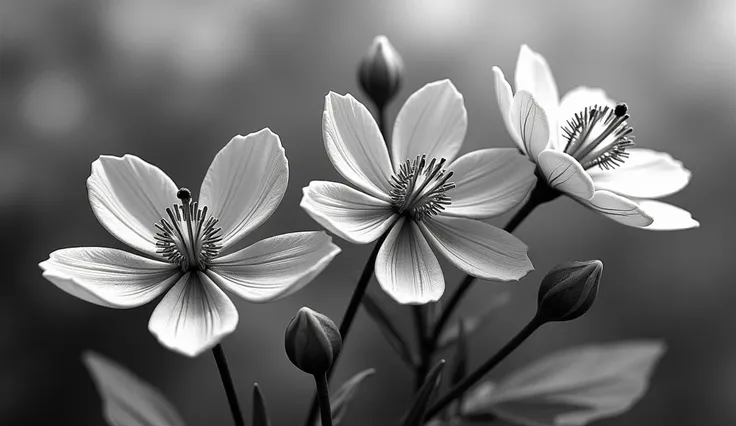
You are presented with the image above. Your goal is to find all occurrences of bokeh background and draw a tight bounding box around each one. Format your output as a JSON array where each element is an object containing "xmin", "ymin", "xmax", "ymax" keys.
[{"xmin": 2, "ymin": 0, "xmax": 735, "ymax": 424}]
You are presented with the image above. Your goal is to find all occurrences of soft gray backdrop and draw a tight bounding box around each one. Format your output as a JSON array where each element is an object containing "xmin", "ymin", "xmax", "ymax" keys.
[{"xmin": 2, "ymin": 0, "xmax": 735, "ymax": 424}]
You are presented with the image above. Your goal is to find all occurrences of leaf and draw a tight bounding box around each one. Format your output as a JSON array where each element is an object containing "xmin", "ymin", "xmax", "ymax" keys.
[
  {"xmin": 329, "ymin": 369, "xmax": 376, "ymax": 425},
  {"xmin": 363, "ymin": 292, "xmax": 419, "ymax": 367},
  {"xmin": 402, "ymin": 360, "xmax": 446, "ymax": 426},
  {"xmin": 82, "ymin": 351, "xmax": 185, "ymax": 426},
  {"xmin": 462, "ymin": 341, "xmax": 666, "ymax": 426},
  {"xmin": 253, "ymin": 383, "xmax": 271, "ymax": 426},
  {"xmin": 436, "ymin": 292, "xmax": 511, "ymax": 350}
]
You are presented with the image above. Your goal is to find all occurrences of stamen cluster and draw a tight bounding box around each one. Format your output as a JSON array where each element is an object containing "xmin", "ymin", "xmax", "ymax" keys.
[
  {"xmin": 389, "ymin": 155, "xmax": 456, "ymax": 221},
  {"xmin": 562, "ymin": 103, "xmax": 634, "ymax": 170},
  {"xmin": 154, "ymin": 188, "xmax": 222, "ymax": 271}
]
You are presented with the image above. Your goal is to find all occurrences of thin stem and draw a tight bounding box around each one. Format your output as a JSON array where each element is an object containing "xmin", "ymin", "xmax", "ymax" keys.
[
  {"xmin": 378, "ymin": 104, "xmax": 388, "ymax": 144},
  {"xmin": 212, "ymin": 344, "xmax": 245, "ymax": 426},
  {"xmin": 424, "ymin": 316, "xmax": 544, "ymax": 420},
  {"xmin": 412, "ymin": 305, "xmax": 429, "ymax": 390},
  {"xmin": 304, "ymin": 234, "xmax": 386, "ymax": 426},
  {"xmin": 314, "ymin": 373, "xmax": 333, "ymax": 426},
  {"xmin": 430, "ymin": 274, "xmax": 475, "ymax": 346}
]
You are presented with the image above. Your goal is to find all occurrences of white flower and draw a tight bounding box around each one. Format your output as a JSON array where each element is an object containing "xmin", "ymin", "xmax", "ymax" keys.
[
  {"xmin": 493, "ymin": 45, "xmax": 698, "ymax": 230},
  {"xmin": 40, "ymin": 129, "xmax": 341, "ymax": 357},
  {"xmin": 301, "ymin": 80, "xmax": 536, "ymax": 305}
]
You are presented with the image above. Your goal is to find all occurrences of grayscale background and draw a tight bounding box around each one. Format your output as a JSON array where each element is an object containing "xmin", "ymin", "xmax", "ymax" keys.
[{"xmin": 2, "ymin": 0, "xmax": 734, "ymax": 424}]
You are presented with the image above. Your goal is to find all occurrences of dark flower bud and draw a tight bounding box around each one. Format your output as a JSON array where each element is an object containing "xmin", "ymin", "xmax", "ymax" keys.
[
  {"xmin": 358, "ymin": 35, "xmax": 404, "ymax": 109},
  {"xmin": 285, "ymin": 307, "xmax": 342, "ymax": 375},
  {"xmin": 536, "ymin": 260, "xmax": 602, "ymax": 323}
]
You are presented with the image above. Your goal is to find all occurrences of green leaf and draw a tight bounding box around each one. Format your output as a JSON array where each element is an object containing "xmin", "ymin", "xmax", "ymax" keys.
[
  {"xmin": 402, "ymin": 360, "xmax": 445, "ymax": 426},
  {"xmin": 253, "ymin": 383, "xmax": 271, "ymax": 426},
  {"xmin": 82, "ymin": 351, "xmax": 185, "ymax": 426},
  {"xmin": 462, "ymin": 341, "xmax": 666, "ymax": 426},
  {"xmin": 329, "ymin": 369, "xmax": 376, "ymax": 425},
  {"xmin": 436, "ymin": 292, "xmax": 510, "ymax": 350},
  {"xmin": 363, "ymin": 292, "xmax": 419, "ymax": 367}
]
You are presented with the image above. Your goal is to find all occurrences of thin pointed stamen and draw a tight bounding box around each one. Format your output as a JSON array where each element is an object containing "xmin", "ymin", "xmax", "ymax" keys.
[
  {"xmin": 562, "ymin": 102, "xmax": 635, "ymax": 170},
  {"xmin": 389, "ymin": 155, "xmax": 456, "ymax": 221}
]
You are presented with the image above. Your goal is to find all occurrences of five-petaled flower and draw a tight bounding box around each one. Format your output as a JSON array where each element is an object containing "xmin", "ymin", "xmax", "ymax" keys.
[
  {"xmin": 40, "ymin": 129, "xmax": 341, "ymax": 357},
  {"xmin": 301, "ymin": 80, "xmax": 536, "ymax": 305},
  {"xmin": 493, "ymin": 45, "xmax": 698, "ymax": 230}
]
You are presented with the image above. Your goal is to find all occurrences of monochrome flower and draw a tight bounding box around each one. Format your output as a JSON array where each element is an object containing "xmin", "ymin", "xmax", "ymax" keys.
[
  {"xmin": 301, "ymin": 80, "xmax": 535, "ymax": 304},
  {"xmin": 493, "ymin": 45, "xmax": 698, "ymax": 230},
  {"xmin": 40, "ymin": 129, "xmax": 341, "ymax": 357}
]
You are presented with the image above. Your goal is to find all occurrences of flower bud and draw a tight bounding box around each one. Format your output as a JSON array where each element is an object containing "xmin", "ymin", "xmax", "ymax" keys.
[
  {"xmin": 285, "ymin": 307, "xmax": 342, "ymax": 375},
  {"xmin": 358, "ymin": 35, "xmax": 404, "ymax": 108},
  {"xmin": 536, "ymin": 260, "xmax": 602, "ymax": 322}
]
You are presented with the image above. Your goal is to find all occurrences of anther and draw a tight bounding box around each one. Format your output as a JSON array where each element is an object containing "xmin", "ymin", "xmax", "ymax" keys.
[
  {"xmin": 614, "ymin": 103, "xmax": 628, "ymax": 117},
  {"xmin": 177, "ymin": 187, "xmax": 192, "ymax": 201}
]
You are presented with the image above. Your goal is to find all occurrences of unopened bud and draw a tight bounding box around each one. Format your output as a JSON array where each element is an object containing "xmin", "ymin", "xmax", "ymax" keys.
[
  {"xmin": 285, "ymin": 307, "xmax": 342, "ymax": 375},
  {"xmin": 537, "ymin": 260, "xmax": 602, "ymax": 322},
  {"xmin": 358, "ymin": 35, "xmax": 404, "ymax": 108}
]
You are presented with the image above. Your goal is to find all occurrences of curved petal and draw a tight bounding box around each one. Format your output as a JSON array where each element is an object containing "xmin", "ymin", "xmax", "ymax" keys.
[
  {"xmin": 575, "ymin": 190, "xmax": 653, "ymax": 228},
  {"xmin": 443, "ymin": 148, "xmax": 537, "ymax": 219},
  {"xmin": 538, "ymin": 150, "xmax": 595, "ymax": 200},
  {"xmin": 515, "ymin": 45, "xmax": 559, "ymax": 115},
  {"xmin": 375, "ymin": 218, "xmax": 444, "ymax": 305},
  {"xmin": 392, "ymin": 79, "xmax": 467, "ymax": 166},
  {"xmin": 419, "ymin": 216, "xmax": 533, "ymax": 282},
  {"xmin": 558, "ymin": 87, "xmax": 614, "ymax": 151},
  {"xmin": 207, "ymin": 231, "xmax": 341, "ymax": 302},
  {"xmin": 148, "ymin": 272, "xmax": 238, "ymax": 357},
  {"xmin": 88, "ymin": 155, "xmax": 179, "ymax": 257},
  {"xmin": 509, "ymin": 91, "xmax": 550, "ymax": 162},
  {"xmin": 492, "ymin": 67, "xmax": 525, "ymax": 153},
  {"xmin": 39, "ymin": 247, "xmax": 180, "ymax": 308},
  {"xmin": 199, "ymin": 129, "xmax": 288, "ymax": 251},
  {"xmin": 637, "ymin": 200, "xmax": 699, "ymax": 231},
  {"xmin": 587, "ymin": 149, "xmax": 691, "ymax": 199},
  {"xmin": 323, "ymin": 92, "xmax": 394, "ymax": 200},
  {"xmin": 300, "ymin": 181, "xmax": 398, "ymax": 244}
]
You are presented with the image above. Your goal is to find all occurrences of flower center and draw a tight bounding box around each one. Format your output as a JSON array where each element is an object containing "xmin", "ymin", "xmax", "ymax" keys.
[
  {"xmin": 154, "ymin": 188, "xmax": 222, "ymax": 272},
  {"xmin": 561, "ymin": 102, "xmax": 634, "ymax": 170},
  {"xmin": 389, "ymin": 155, "xmax": 455, "ymax": 221}
]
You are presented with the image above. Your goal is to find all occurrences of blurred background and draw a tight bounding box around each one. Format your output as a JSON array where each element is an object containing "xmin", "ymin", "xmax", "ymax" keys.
[{"xmin": 2, "ymin": 0, "xmax": 735, "ymax": 424}]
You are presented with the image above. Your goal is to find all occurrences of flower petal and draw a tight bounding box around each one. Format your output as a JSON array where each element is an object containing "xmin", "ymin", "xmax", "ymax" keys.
[
  {"xmin": 587, "ymin": 149, "xmax": 692, "ymax": 199},
  {"xmin": 637, "ymin": 200, "xmax": 699, "ymax": 231},
  {"xmin": 323, "ymin": 92, "xmax": 394, "ymax": 200},
  {"xmin": 207, "ymin": 231, "xmax": 341, "ymax": 302},
  {"xmin": 419, "ymin": 215, "xmax": 533, "ymax": 282},
  {"xmin": 39, "ymin": 247, "xmax": 180, "ymax": 308},
  {"xmin": 558, "ymin": 87, "xmax": 614, "ymax": 150},
  {"xmin": 492, "ymin": 66, "xmax": 525, "ymax": 154},
  {"xmin": 199, "ymin": 129, "xmax": 288, "ymax": 251},
  {"xmin": 83, "ymin": 351, "xmax": 185, "ymax": 426},
  {"xmin": 537, "ymin": 149, "xmax": 595, "ymax": 200},
  {"xmin": 575, "ymin": 190, "xmax": 654, "ymax": 228},
  {"xmin": 509, "ymin": 91, "xmax": 550, "ymax": 162},
  {"xmin": 392, "ymin": 79, "xmax": 467, "ymax": 165},
  {"xmin": 515, "ymin": 45, "xmax": 559, "ymax": 115},
  {"xmin": 300, "ymin": 181, "xmax": 398, "ymax": 244},
  {"xmin": 375, "ymin": 218, "xmax": 444, "ymax": 304},
  {"xmin": 443, "ymin": 148, "xmax": 537, "ymax": 219},
  {"xmin": 148, "ymin": 272, "xmax": 238, "ymax": 357},
  {"xmin": 87, "ymin": 155, "xmax": 179, "ymax": 257}
]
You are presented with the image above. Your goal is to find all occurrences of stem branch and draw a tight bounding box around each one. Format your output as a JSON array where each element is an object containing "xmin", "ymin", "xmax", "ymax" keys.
[{"xmin": 314, "ymin": 373, "xmax": 333, "ymax": 426}]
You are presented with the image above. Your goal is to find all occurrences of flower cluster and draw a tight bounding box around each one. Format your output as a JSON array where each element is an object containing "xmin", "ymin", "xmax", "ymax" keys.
[{"xmin": 39, "ymin": 36, "xmax": 696, "ymax": 426}]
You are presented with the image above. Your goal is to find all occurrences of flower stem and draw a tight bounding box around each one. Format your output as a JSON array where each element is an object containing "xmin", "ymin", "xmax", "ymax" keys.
[
  {"xmin": 304, "ymin": 234, "xmax": 386, "ymax": 426},
  {"xmin": 314, "ymin": 373, "xmax": 333, "ymax": 426},
  {"xmin": 212, "ymin": 344, "xmax": 245, "ymax": 426},
  {"xmin": 424, "ymin": 316, "xmax": 544, "ymax": 421},
  {"xmin": 412, "ymin": 305, "xmax": 429, "ymax": 390}
]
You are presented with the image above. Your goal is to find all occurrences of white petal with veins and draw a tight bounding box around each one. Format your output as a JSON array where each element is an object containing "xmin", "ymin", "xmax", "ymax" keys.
[
  {"xmin": 40, "ymin": 247, "xmax": 180, "ymax": 308},
  {"xmin": 207, "ymin": 231, "xmax": 341, "ymax": 302},
  {"xmin": 538, "ymin": 150, "xmax": 595, "ymax": 200}
]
